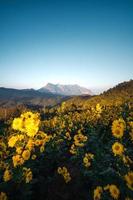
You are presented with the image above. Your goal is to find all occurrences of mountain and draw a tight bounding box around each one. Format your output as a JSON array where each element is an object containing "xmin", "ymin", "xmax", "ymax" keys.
[
  {"xmin": 39, "ymin": 83, "xmax": 93, "ymax": 96},
  {"xmin": 0, "ymin": 87, "xmax": 67, "ymax": 108}
]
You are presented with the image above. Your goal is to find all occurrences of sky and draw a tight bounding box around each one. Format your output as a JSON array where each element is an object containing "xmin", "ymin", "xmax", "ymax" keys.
[{"xmin": 0, "ymin": 0, "xmax": 133, "ymax": 93}]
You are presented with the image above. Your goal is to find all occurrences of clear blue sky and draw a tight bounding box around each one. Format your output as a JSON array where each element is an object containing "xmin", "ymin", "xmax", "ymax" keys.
[{"xmin": 0, "ymin": 0, "xmax": 133, "ymax": 93}]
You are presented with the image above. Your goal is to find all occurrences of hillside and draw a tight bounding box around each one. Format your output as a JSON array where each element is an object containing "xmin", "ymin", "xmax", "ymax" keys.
[
  {"xmin": 63, "ymin": 80, "xmax": 133, "ymax": 107},
  {"xmin": 0, "ymin": 87, "xmax": 67, "ymax": 107},
  {"xmin": 0, "ymin": 87, "xmax": 69, "ymax": 120}
]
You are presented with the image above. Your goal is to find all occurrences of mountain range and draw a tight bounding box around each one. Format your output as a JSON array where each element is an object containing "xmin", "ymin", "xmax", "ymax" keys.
[
  {"xmin": 39, "ymin": 83, "xmax": 92, "ymax": 96},
  {"xmin": 0, "ymin": 83, "xmax": 92, "ymax": 108}
]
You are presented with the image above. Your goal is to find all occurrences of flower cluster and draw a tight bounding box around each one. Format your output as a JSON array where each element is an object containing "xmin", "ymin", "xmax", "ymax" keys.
[
  {"xmin": 0, "ymin": 99, "xmax": 132, "ymax": 199},
  {"xmin": 104, "ymin": 184, "xmax": 120, "ymax": 199},
  {"xmin": 22, "ymin": 167, "xmax": 33, "ymax": 183},
  {"xmin": 94, "ymin": 184, "xmax": 120, "ymax": 200},
  {"xmin": 12, "ymin": 111, "xmax": 40, "ymax": 137},
  {"xmin": 7, "ymin": 112, "xmax": 51, "ymax": 168},
  {"xmin": 83, "ymin": 153, "xmax": 94, "ymax": 168},
  {"xmin": 57, "ymin": 166, "xmax": 71, "ymax": 183},
  {"xmin": 112, "ymin": 118, "xmax": 126, "ymax": 138},
  {"xmin": 70, "ymin": 131, "xmax": 87, "ymax": 154},
  {"xmin": 74, "ymin": 132, "xmax": 87, "ymax": 147}
]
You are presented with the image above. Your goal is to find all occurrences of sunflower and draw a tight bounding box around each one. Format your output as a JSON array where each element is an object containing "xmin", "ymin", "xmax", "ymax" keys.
[
  {"xmin": 112, "ymin": 142, "xmax": 124, "ymax": 156},
  {"xmin": 124, "ymin": 171, "xmax": 133, "ymax": 190},
  {"xmin": 22, "ymin": 150, "xmax": 31, "ymax": 161},
  {"xmin": 0, "ymin": 192, "xmax": 8, "ymax": 200},
  {"xmin": 94, "ymin": 186, "xmax": 103, "ymax": 200},
  {"xmin": 109, "ymin": 185, "xmax": 120, "ymax": 199},
  {"xmin": 112, "ymin": 119, "xmax": 125, "ymax": 138}
]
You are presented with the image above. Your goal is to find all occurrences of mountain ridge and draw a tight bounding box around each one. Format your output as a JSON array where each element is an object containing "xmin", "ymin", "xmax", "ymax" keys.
[{"xmin": 39, "ymin": 83, "xmax": 93, "ymax": 96}]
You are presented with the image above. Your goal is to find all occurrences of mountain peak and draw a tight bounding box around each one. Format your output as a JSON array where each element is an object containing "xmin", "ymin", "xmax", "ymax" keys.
[{"xmin": 39, "ymin": 83, "xmax": 93, "ymax": 96}]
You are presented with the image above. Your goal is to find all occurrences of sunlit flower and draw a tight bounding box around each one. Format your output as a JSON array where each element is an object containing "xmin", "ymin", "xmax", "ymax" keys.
[
  {"xmin": 124, "ymin": 171, "xmax": 133, "ymax": 190},
  {"xmin": 12, "ymin": 118, "xmax": 23, "ymax": 131},
  {"xmin": 12, "ymin": 112, "xmax": 40, "ymax": 137},
  {"xmin": 3, "ymin": 169, "xmax": 12, "ymax": 182},
  {"xmin": 70, "ymin": 144, "xmax": 77, "ymax": 154},
  {"xmin": 22, "ymin": 150, "xmax": 31, "ymax": 161},
  {"xmin": 109, "ymin": 185, "xmax": 120, "ymax": 199},
  {"xmin": 12, "ymin": 155, "xmax": 24, "ymax": 167},
  {"xmin": 31, "ymin": 154, "xmax": 37, "ymax": 160},
  {"xmin": 8, "ymin": 136, "xmax": 18, "ymax": 148},
  {"xmin": 57, "ymin": 166, "xmax": 71, "ymax": 183},
  {"xmin": 16, "ymin": 147, "xmax": 23, "ymax": 155},
  {"xmin": 74, "ymin": 133, "xmax": 87, "ymax": 147},
  {"xmin": 112, "ymin": 119, "xmax": 125, "ymax": 138},
  {"xmin": 94, "ymin": 186, "xmax": 103, "ymax": 200},
  {"xmin": 112, "ymin": 142, "xmax": 124, "ymax": 156},
  {"xmin": 23, "ymin": 167, "xmax": 33, "ymax": 183},
  {"xmin": 83, "ymin": 153, "xmax": 94, "ymax": 168},
  {"xmin": 0, "ymin": 192, "xmax": 8, "ymax": 200}
]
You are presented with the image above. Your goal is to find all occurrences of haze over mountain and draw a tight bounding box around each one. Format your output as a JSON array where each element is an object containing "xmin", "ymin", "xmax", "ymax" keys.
[{"xmin": 39, "ymin": 83, "xmax": 93, "ymax": 96}]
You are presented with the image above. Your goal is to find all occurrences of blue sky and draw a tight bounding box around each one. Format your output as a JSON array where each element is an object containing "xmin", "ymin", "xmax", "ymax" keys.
[{"xmin": 0, "ymin": 0, "xmax": 133, "ymax": 93}]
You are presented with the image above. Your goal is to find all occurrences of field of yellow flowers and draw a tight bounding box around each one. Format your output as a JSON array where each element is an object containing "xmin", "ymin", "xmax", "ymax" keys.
[{"xmin": 0, "ymin": 100, "xmax": 133, "ymax": 200}]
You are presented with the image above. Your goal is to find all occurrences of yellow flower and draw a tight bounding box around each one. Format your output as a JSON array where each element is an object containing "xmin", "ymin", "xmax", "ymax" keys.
[
  {"xmin": 26, "ymin": 139, "xmax": 34, "ymax": 150},
  {"xmin": 40, "ymin": 146, "xmax": 45, "ymax": 153},
  {"xmin": 83, "ymin": 157, "xmax": 88, "ymax": 164},
  {"xmin": 65, "ymin": 132, "xmax": 71, "ymax": 140},
  {"xmin": 3, "ymin": 169, "xmax": 12, "ymax": 182},
  {"xmin": 8, "ymin": 136, "xmax": 18, "ymax": 147},
  {"xmin": 0, "ymin": 192, "xmax": 8, "ymax": 200},
  {"xmin": 83, "ymin": 153, "xmax": 94, "ymax": 168},
  {"xmin": 122, "ymin": 155, "xmax": 133, "ymax": 166},
  {"xmin": 94, "ymin": 186, "xmax": 103, "ymax": 200},
  {"xmin": 70, "ymin": 144, "xmax": 77, "ymax": 154},
  {"xmin": 35, "ymin": 139, "xmax": 41, "ymax": 146},
  {"xmin": 96, "ymin": 104, "xmax": 102, "ymax": 114},
  {"xmin": 12, "ymin": 118, "xmax": 23, "ymax": 131},
  {"xmin": 129, "ymin": 121, "xmax": 133, "ymax": 129},
  {"xmin": 26, "ymin": 123, "xmax": 39, "ymax": 137},
  {"xmin": 22, "ymin": 150, "xmax": 31, "ymax": 161},
  {"xmin": 109, "ymin": 185, "xmax": 120, "ymax": 199},
  {"xmin": 124, "ymin": 171, "xmax": 133, "ymax": 190},
  {"xmin": 16, "ymin": 147, "xmax": 23, "ymax": 154},
  {"xmin": 57, "ymin": 167, "xmax": 62, "ymax": 174},
  {"xmin": 23, "ymin": 168, "xmax": 33, "ymax": 183},
  {"xmin": 12, "ymin": 155, "xmax": 24, "ymax": 167},
  {"xmin": 57, "ymin": 166, "xmax": 71, "ymax": 183},
  {"xmin": 17, "ymin": 134, "xmax": 24, "ymax": 141},
  {"xmin": 12, "ymin": 112, "xmax": 40, "ymax": 137},
  {"xmin": 112, "ymin": 119, "xmax": 125, "ymax": 138},
  {"xmin": 31, "ymin": 154, "xmax": 37, "ymax": 160},
  {"xmin": 112, "ymin": 142, "xmax": 124, "ymax": 156},
  {"xmin": 21, "ymin": 111, "xmax": 34, "ymax": 119},
  {"xmin": 74, "ymin": 133, "xmax": 87, "ymax": 147}
]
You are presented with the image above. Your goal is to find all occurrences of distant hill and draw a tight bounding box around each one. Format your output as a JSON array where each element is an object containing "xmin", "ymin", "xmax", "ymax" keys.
[
  {"xmin": 39, "ymin": 83, "xmax": 93, "ymax": 96},
  {"xmin": 0, "ymin": 87, "xmax": 67, "ymax": 108}
]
